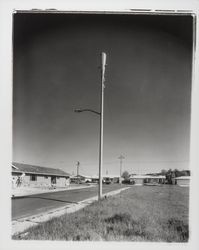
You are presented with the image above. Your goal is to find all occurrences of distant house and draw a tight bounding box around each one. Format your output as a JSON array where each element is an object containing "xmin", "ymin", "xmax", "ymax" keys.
[
  {"xmin": 165, "ymin": 170, "xmax": 190, "ymax": 184},
  {"xmin": 175, "ymin": 176, "xmax": 190, "ymax": 187},
  {"xmin": 70, "ymin": 174, "xmax": 92, "ymax": 183},
  {"xmin": 129, "ymin": 175, "xmax": 166, "ymax": 186},
  {"xmin": 12, "ymin": 162, "xmax": 70, "ymax": 188},
  {"xmin": 103, "ymin": 175, "xmax": 121, "ymax": 184},
  {"xmin": 90, "ymin": 175, "xmax": 99, "ymax": 183}
]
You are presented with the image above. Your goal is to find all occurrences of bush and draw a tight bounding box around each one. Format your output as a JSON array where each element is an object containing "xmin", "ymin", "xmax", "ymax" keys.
[{"xmin": 122, "ymin": 179, "xmax": 131, "ymax": 184}]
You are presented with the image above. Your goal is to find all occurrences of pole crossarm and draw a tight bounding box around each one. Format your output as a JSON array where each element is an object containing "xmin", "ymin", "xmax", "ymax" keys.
[
  {"xmin": 74, "ymin": 109, "xmax": 101, "ymax": 116},
  {"xmin": 118, "ymin": 155, "xmax": 125, "ymax": 160}
]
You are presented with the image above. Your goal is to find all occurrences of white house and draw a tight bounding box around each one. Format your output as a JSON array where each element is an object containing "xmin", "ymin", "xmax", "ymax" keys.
[
  {"xmin": 129, "ymin": 175, "xmax": 166, "ymax": 186},
  {"xmin": 175, "ymin": 176, "xmax": 190, "ymax": 187},
  {"xmin": 70, "ymin": 174, "xmax": 92, "ymax": 183},
  {"xmin": 12, "ymin": 162, "xmax": 70, "ymax": 188},
  {"xmin": 103, "ymin": 174, "xmax": 122, "ymax": 183}
]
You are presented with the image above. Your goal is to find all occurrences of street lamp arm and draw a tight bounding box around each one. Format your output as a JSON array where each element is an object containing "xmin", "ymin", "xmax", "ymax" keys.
[{"xmin": 74, "ymin": 109, "xmax": 101, "ymax": 116}]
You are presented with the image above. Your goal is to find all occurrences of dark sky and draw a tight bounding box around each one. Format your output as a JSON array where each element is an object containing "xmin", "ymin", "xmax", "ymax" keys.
[{"xmin": 13, "ymin": 13, "xmax": 193, "ymax": 175}]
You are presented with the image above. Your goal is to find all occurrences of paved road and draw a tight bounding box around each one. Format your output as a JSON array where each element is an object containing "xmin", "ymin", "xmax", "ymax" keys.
[{"xmin": 12, "ymin": 185, "xmax": 124, "ymax": 220}]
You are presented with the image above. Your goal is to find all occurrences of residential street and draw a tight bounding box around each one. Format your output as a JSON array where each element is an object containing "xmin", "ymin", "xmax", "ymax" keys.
[{"xmin": 12, "ymin": 184, "xmax": 123, "ymax": 220}]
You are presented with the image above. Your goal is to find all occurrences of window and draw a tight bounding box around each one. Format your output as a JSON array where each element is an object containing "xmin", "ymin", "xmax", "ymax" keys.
[
  {"xmin": 30, "ymin": 174, "xmax": 37, "ymax": 181},
  {"xmin": 51, "ymin": 176, "xmax": 56, "ymax": 184}
]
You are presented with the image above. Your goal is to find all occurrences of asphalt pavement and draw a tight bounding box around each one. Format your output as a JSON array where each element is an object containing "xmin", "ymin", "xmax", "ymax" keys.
[{"xmin": 12, "ymin": 184, "xmax": 124, "ymax": 220}]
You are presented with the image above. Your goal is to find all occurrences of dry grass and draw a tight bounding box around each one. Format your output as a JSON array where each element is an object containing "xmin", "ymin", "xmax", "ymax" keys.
[{"xmin": 13, "ymin": 185, "xmax": 189, "ymax": 242}]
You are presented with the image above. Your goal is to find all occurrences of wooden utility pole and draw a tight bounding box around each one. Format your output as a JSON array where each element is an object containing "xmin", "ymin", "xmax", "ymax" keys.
[
  {"xmin": 118, "ymin": 155, "xmax": 125, "ymax": 184},
  {"xmin": 76, "ymin": 161, "xmax": 80, "ymax": 184},
  {"xmin": 76, "ymin": 161, "xmax": 80, "ymax": 176}
]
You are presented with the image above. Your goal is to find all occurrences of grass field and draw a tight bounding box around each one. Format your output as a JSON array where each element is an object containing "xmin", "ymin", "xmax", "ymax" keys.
[{"xmin": 13, "ymin": 185, "xmax": 189, "ymax": 242}]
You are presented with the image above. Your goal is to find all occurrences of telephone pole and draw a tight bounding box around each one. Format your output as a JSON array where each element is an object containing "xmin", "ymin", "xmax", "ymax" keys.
[
  {"xmin": 74, "ymin": 52, "xmax": 107, "ymax": 201},
  {"xmin": 76, "ymin": 161, "xmax": 80, "ymax": 176},
  {"xmin": 76, "ymin": 161, "xmax": 80, "ymax": 184},
  {"xmin": 118, "ymin": 155, "xmax": 125, "ymax": 184}
]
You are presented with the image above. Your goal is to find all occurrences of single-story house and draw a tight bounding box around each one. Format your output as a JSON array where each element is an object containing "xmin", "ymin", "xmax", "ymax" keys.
[
  {"xmin": 129, "ymin": 175, "xmax": 166, "ymax": 186},
  {"xmin": 102, "ymin": 175, "xmax": 122, "ymax": 184},
  {"xmin": 12, "ymin": 162, "xmax": 70, "ymax": 188},
  {"xmin": 90, "ymin": 175, "xmax": 99, "ymax": 183},
  {"xmin": 175, "ymin": 176, "xmax": 190, "ymax": 187},
  {"xmin": 71, "ymin": 174, "xmax": 121, "ymax": 184},
  {"xmin": 70, "ymin": 174, "xmax": 92, "ymax": 183}
]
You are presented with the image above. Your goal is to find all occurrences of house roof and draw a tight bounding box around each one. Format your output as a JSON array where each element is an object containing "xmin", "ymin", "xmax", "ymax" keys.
[
  {"xmin": 91, "ymin": 175, "xmax": 99, "ymax": 179},
  {"xmin": 130, "ymin": 175, "xmax": 166, "ymax": 179},
  {"xmin": 71, "ymin": 175, "xmax": 92, "ymax": 179},
  {"xmin": 103, "ymin": 175, "xmax": 121, "ymax": 178},
  {"xmin": 12, "ymin": 162, "xmax": 70, "ymax": 177},
  {"xmin": 70, "ymin": 174, "xmax": 100, "ymax": 179},
  {"xmin": 11, "ymin": 164, "xmax": 19, "ymax": 170}
]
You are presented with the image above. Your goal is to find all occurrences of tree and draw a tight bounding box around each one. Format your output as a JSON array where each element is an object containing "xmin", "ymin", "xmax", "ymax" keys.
[
  {"xmin": 165, "ymin": 169, "xmax": 173, "ymax": 184},
  {"xmin": 174, "ymin": 169, "xmax": 182, "ymax": 177},
  {"xmin": 161, "ymin": 169, "xmax": 167, "ymax": 175},
  {"xmin": 122, "ymin": 171, "xmax": 129, "ymax": 180}
]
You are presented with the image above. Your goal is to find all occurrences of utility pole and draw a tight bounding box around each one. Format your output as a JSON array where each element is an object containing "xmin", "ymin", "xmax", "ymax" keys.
[
  {"xmin": 74, "ymin": 52, "xmax": 107, "ymax": 201},
  {"xmin": 76, "ymin": 161, "xmax": 80, "ymax": 184},
  {"xmin": 118, "ymin": 155, "xmax": 125, "ymax": 184},
  {"xmin": 76, "ymin": 161, "xmax": 80, "ymax": 176},
  {"xmin": 99, "ymin": 52, "xmax": 107, "ymax": 200}
]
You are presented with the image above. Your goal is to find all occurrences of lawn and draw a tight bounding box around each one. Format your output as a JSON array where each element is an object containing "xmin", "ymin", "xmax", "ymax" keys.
[{"xmin": 13, "ymin": 185, "xmax": 189, "ymax": 242}]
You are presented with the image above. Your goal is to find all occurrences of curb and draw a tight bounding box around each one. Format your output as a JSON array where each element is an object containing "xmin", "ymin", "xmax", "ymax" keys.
[{"xmin": 12, "ymin": 184, "xmax": 95, "ymax": 199}]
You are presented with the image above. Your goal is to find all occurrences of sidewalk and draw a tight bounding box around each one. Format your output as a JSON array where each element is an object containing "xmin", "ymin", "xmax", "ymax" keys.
[{"xmin": 12, "ymin": 183, "xmax": 96, "ymax": 198}]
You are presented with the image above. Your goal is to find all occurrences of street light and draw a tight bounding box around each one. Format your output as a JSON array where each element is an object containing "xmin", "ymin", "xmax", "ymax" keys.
[
  {"xmin": 74, "ymin": 52, "xmax": 107, "ymax": 201},
  {"xmin": 74, "ymin": 109, "xmax": 100, "ymax": 116}
]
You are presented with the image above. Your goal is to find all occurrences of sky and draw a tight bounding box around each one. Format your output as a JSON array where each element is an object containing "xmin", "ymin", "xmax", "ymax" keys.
[{"xmin": 13, "ymin": 13, "xmax": 193, "ymax": 176}]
